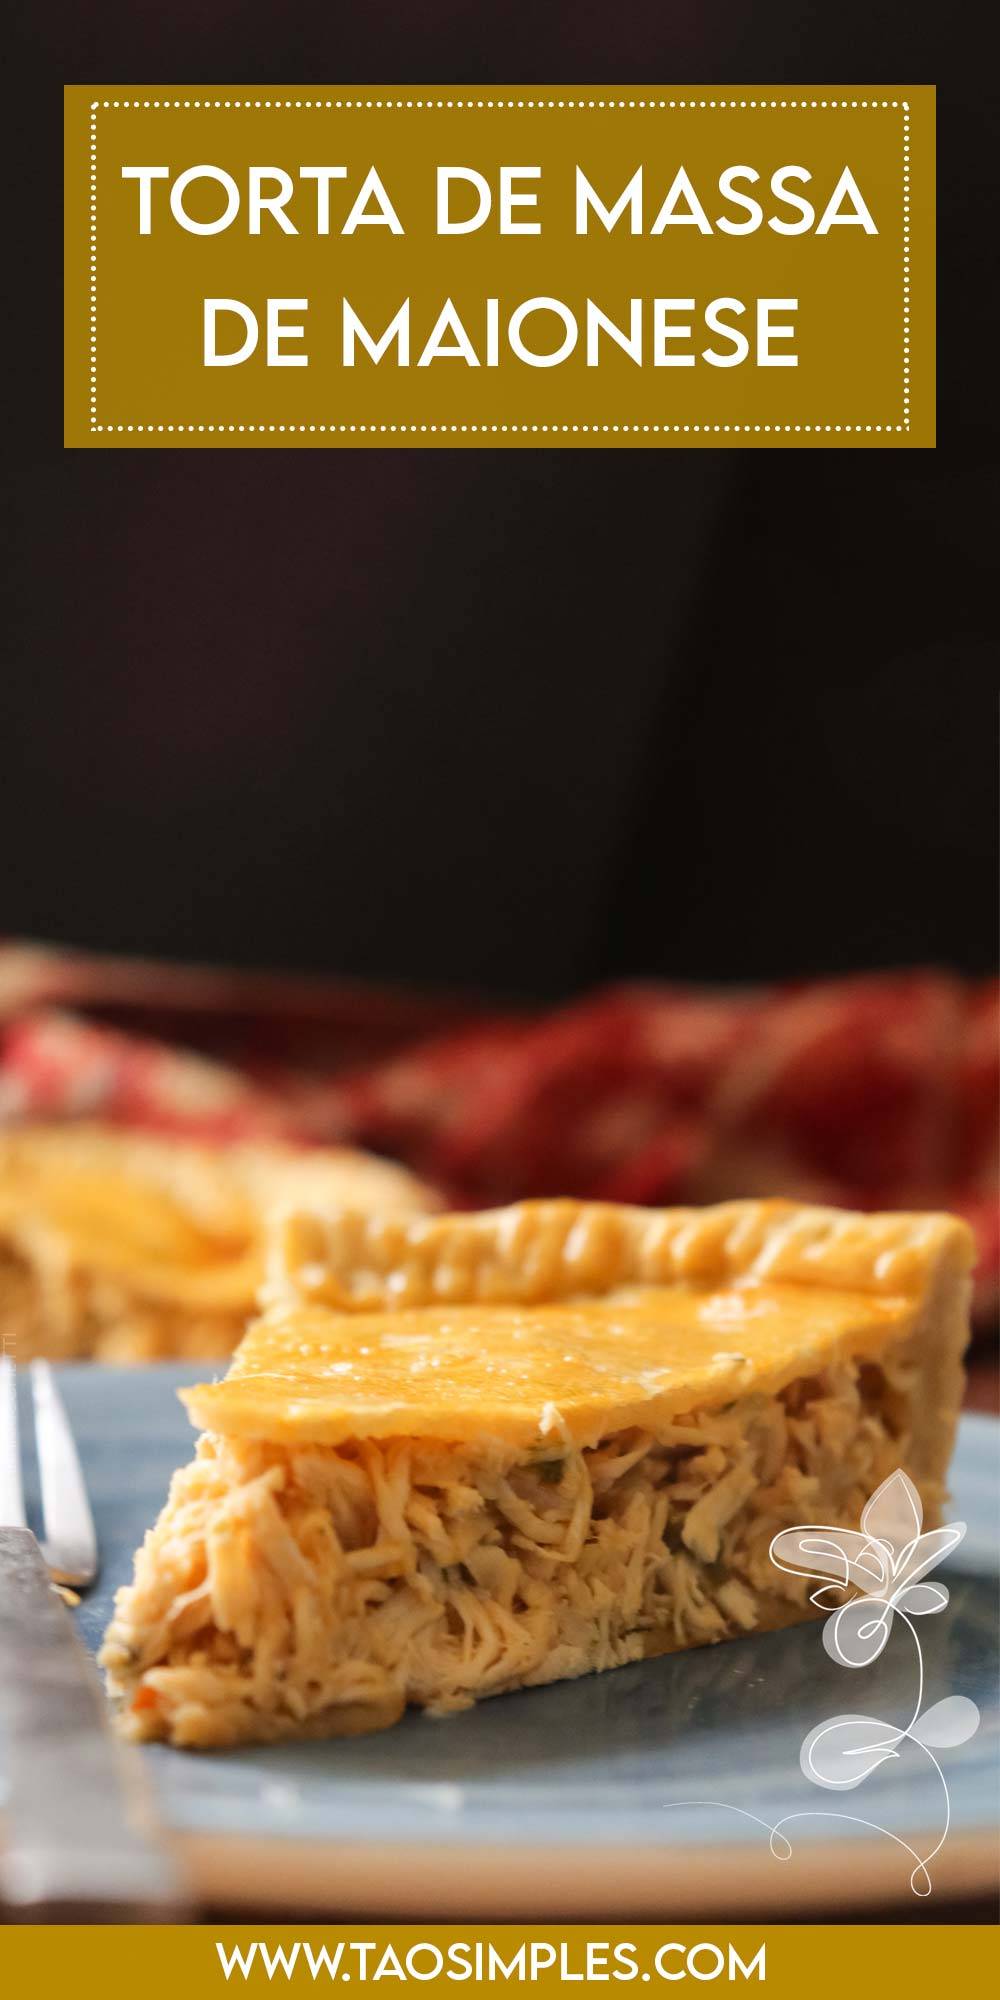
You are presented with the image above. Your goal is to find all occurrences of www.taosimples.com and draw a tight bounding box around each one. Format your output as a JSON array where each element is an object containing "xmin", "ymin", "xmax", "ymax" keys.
[{"xmin": 215, "ymin": 1941, "xmax": 766, "ymax": 1985}]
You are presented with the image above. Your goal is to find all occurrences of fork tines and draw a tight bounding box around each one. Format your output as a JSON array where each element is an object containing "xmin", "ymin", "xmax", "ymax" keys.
[{"xmin": 0, "ymin": 1357, "xmax": 98, "ymax": 1586}]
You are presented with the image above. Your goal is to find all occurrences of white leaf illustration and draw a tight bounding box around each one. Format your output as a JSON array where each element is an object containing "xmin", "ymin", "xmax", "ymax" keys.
[
  {"xmin": 861, "ymin": 1470, "xmax": 922, "ymax": 1560},
  {"xmin": 800, "ymin": 1713, "xmax": 903, "ymax": 1789},
  {"xmin": 891, "ymin": 1523, "xmax": 966, "ymax": 1592},
  {"xmin": 909, "ymin": 1696, "xmax": 981, "ymax": 1750},
  {"xmin": 896, "ymin": 1581, "xmax": 949, "ymax": 1617},
  {"xmin": 769, "ymin": 1526, "xmax": 889, "ymax": 1596},
  {"xmin": 822, "ymin": 1595, "xmax": 893, "ymax": 1668}
]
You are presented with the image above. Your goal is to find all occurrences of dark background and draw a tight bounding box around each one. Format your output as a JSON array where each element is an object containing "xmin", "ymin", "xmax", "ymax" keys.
[{"xmin": 4, "ymin": 5, "xmax": 997, "ymax": 1000}]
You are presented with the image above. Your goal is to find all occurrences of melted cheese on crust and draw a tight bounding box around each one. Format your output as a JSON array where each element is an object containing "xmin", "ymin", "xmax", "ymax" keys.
[{"xmin": 182, "ymin": 1280, "xmax": 916, "ymax": 1449}]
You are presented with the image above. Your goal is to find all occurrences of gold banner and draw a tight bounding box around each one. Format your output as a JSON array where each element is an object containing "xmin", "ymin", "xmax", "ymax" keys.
[
  {"xmin": 64, "ymin": 86, "xmax": 934, "ymax": 448},
  {"xmin": 0, "ymin": 1926, "xmax": 994, "ymax": 1993}
]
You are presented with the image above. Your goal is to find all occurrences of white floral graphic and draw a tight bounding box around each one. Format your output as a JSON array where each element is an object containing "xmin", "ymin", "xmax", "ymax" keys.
[
  {"xmin": 770, "ymin": 1468, "xmax": 965, "ymax": 1669},
  {"xmin": 768, "ymin": 1470, "xmax": 980, "ymax": 1890},
  {"xmin": 664, "ymin": 1469, "xmax": 979, "ymax": 1895}
]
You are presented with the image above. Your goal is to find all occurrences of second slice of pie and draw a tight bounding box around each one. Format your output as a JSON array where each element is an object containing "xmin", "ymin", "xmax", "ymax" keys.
[
  {"xmin": 0, "ymin": 1123, "xmax": 434, "ymax": 1362},
  {"xmin": 101, "ymin": 1198, "xmax": 973, "ymax": 1747}
]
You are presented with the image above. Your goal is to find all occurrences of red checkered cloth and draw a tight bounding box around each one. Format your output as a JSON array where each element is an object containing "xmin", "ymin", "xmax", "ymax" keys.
[{"xmin": 1, "ymin": 942, "xmax": 996, "ymax": 1318}]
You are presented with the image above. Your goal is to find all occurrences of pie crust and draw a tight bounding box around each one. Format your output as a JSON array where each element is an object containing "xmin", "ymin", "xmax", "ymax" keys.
[{"xmin": 103, "ymin": 1198, "xmax": 974, "ymax": 1747}]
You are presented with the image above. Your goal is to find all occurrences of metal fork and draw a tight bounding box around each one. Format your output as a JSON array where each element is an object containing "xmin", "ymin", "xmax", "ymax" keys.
[
  {"xmin": 0, "ymin": 1356, "xmax": 190, "ymax": 1917},
  {"xmin": 0, "ymin": 1358, "xmax": 99, "ymax": 1589}
]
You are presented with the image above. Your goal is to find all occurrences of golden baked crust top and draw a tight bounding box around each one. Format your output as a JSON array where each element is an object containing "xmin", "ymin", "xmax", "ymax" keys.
[
  {"xmin": 269, "ymin": 1197, "xmax": 975, "ymax": 1313},
  {"xmin": 180, "ymin": 1199, "xmax": 975, "ymax": 1450}
]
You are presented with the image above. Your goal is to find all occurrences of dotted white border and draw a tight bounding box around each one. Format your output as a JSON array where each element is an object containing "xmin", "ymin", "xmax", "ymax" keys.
[
  {"xmin": 86, "ymin": 96, "xmax": 913, "ymax": 438},
  {"xmin": 902, "ymin": 104, "xmax": 910, "ymax": 424},
  {"xmin": 89, "ymin": 112, "xmax": 97, "ymax": 420}
]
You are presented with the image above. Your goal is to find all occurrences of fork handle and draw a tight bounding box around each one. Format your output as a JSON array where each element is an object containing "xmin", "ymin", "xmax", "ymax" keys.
[{"xmin": 0, "ymin": 1527, "xmax": 190, "ymax": 1918}]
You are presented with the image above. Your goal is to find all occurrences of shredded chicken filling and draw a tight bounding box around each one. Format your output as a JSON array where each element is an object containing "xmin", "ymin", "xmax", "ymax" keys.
[{"xmin": 102, "ymin": 1349, "xmax": 919, "ymax": 1748}]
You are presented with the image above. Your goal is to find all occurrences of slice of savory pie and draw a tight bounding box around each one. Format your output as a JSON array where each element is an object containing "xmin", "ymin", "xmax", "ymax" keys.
[
  {"xmin": 101, "ymin": 1198, "xmax": 973, "ymax": 1747},
  {"xmin": 0, "ymin": 1124, "xmax": 435, "ymax": 1363}
]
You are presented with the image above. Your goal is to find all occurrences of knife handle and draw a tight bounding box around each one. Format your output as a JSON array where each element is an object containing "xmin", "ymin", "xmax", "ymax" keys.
[{"xmin": 0, "ymin": 1526, "xmax": 190, "ymax": 1919}]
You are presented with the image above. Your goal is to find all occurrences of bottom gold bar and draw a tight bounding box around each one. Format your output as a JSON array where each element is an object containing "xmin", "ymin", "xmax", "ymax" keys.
[{"xmin": 0, "ymin": 1925, "xmax": 996, "ymax": 1996}]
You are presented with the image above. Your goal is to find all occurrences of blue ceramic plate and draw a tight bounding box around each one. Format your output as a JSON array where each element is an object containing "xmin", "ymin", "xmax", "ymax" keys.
[{"xmin": 11, "ymin": 1367, "xmax": 1000, "ymax": 1915}]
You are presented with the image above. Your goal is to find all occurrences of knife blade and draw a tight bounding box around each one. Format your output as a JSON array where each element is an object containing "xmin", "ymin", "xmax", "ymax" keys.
[{"xmin": 0, "ymin": 1525, "xmax": 189, "ymax": 1917}]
